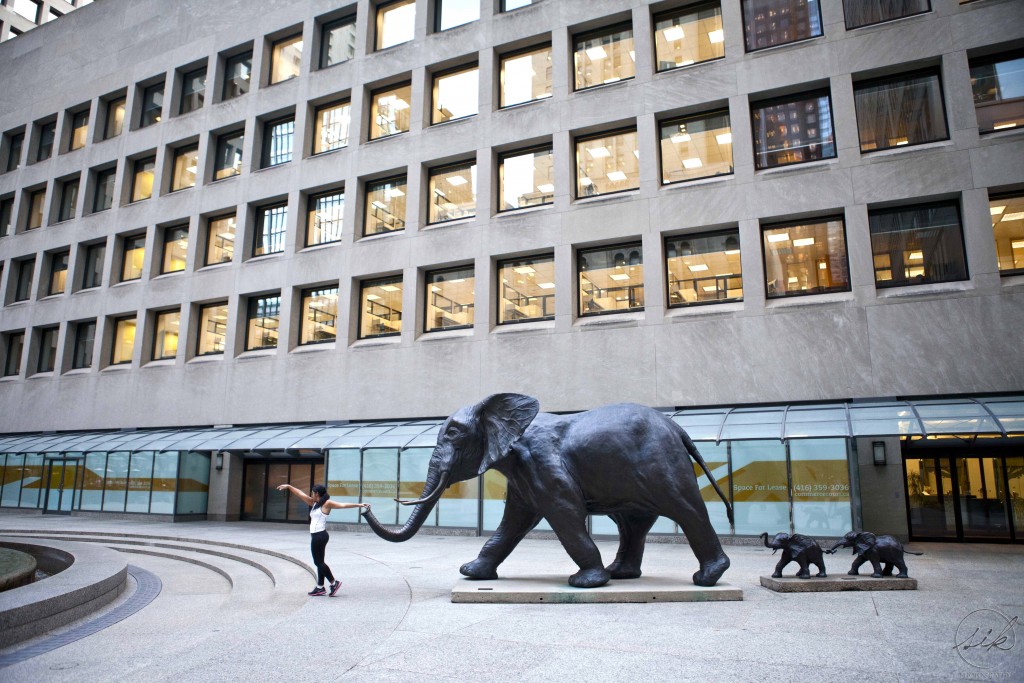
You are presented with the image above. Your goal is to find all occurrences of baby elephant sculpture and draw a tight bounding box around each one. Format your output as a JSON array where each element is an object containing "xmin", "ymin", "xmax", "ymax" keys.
[
  {"xmin": 760, "ymin": 532, "xmax": 826, "ymax": 579},
  {"xmin": 826, "ymin": 531, "xmax": 923, "ymax": 578}
]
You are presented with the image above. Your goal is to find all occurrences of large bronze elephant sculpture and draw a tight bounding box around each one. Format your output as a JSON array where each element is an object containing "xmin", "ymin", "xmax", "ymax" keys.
[{"xmin": 361, "ymin": 394, "xmax": 733, "ymax": 588}]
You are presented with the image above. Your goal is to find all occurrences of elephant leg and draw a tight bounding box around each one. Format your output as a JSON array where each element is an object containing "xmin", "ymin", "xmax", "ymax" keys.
[
  {"xmin": 460, "ymin": 495, "xmax": 541, "ymax": 580},
  {"xmin": 771, "ymin": 554, "xmax": 790, "ymax": 579},
  {"xmin": 545, "ymin": 510, "xmax": 610, "ymax": 588},
  {"xmin": 882, "ymin": 562, "xmax": 895, "ymax": 576},
  {"xmin": 869, "ymin": 556, "xmax": 884, "ymax": 578},
  {"xmin": 847, "ymin": 555, "xmax": 867, "ymax": 576},
  {"xmin": 662, "ymin": 498, "xmax": 730, "ymax": 587},
  {"xmin": 795, "ymin": 557, "xmax": 811, "ymax": 579},
  {"xmin": 813, "ymin": 555, "xmax": 827, "ymax": 577},
  {"xmin": 605, "ymin": 512, "xmax": 658, "ymax": 579},
  {"xmin": 894, "ymin": 557, "xmax": 910, "ymax": 578}
]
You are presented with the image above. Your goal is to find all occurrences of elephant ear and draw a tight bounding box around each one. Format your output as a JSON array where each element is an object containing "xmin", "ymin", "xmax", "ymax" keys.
[
  {"xmin": 474, "ymin": 393, "xmax": 540, "ymax": 474},
  {"xmin": 855, "ymin": 532, "xmax": 877, "ymax": 556}
]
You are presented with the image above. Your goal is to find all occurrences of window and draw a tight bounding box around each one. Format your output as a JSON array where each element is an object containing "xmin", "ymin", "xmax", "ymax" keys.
[
  {"xmin": 245, "ymin": 294, "xmax": 280, "ymax": 351},
  {"xmin": 320, "ymin": 16, "xmax": 356, "ymax": 68},
  {"xmin": 6, "ymin": 132, "xmax": 23, "ymax": 172},
  {"xmin": 991, "ymin": 193, "xmax": 1024, "ymax": 276},
  {"xmin": 82, "ymin": 242, "xmax": 105, "ymax": 289},
  {"xmin": 578, "ymin": 244, "xmax": 644, "ymax": 316},
  {"xmin": 3, "ymin": 332, "xmax": 25, "ymax": 376},
  {"xmin": 365, "ymin": 176, "xmax": 407, "ymax": 235},
  {"xmin": 1, "ymin": 197, "xmax": 13, "ymax": 236},
  {"xmin": 153, "ymin": 310, "xmax": 181, "ymax": 360},
  {"xmin": 432, "ymin": 65, "xmax": 479, "ymax": 125},
  {"xmin": 12, "ymin": 0, "xmax": 40, "ymax": 22},
  {"xmin": 93, "ymin": 167, "xmax": 116, "ymax": 211},
  {"xmin": 762, "ymin": 218, "xmax": 850, "ymax": 298},
  {"xmin": 970, "ymin": 52, "xmax": 1024, "ymax": 134},
  {"xmin": 370, "ymin": 83, "xmax": 412, "ymax": 139},
  {"xmin": 72, "ymin": 321, "xmax": 96, "ymax": 369},
  {"xmin": 37, "ymin": 121, "xmax": 56, "ymax": 161},
  {"xmin": 751, "ymin": 90, "xmax": 836, "ymax": 169},
  {"xmin": 870, "ymin": 202, "xmax": 967, "ymax": 288},
  {"xmin": 654, "ymin": 3, "xmax": 725, "ymax": 72},
  {"xmin": 307, "ymin": 191, "xmax": 344, "ymax": 246},
  {"xmin": 180, "ymin": 68, "xmax": 206, "ymax": 114},
  {"xmin": 48, "ymin": 251, "xmax": 69, "ymax": 295},
  {"xmin": 436, "ymin": 0, "xmax": 478, "ymax": 32},
  {"xmin": 573, "ymin": 24, "xmax": 635, "ymax": 91},
  {"xmin": 262, "ymin": 118, "xmax": 294, "ymax": 167},
  {"xmin": 223, "ymin": 52, "xmax": 252, "ymax": 100},
  {"xmin": 206, "ymin": 215, "xmax": 236, "ymax": 265},
  {"xmin": 843, "ymin": 0, "xmax": 930, "ymax": 29},
  {"xmin": 270, "ymin": 34, "xmax": 303, "ymax": 84},
  {"xmin": 503, "ymin": 0, "xmax": 532, "ymax": 9},
  {"xmin": 376, "ymin": 0, "xmax": 415, "ymax": 50},
  {"xmin": 140, "ymin": 83, "xmax": 164, "ymax": 128},
  {"xmin": 575, "ymin": 128, "xmax": 640, "ymax": 197},
  {"xmin": 161, "ymin": 226, "xmax": 189, "ymax": 274},
  {"xmin": 27, "ymin": 189, "xmax": 45, "ymax": 229},
  {"xmin": 214, "ymin": 131, "xmax": 244, "ymax": 180},
  {"xmin": 69, "ymin": 110, "xmax": 89, "ymax": 151},
  {"xmin": 666, "ymin": 231, "xmax": 742, "ymax": 306},
  {"xmin": 254, "ymin": 204, "xmax": 287, "ymax": 256},
  {"xmin": 300, "ymin": 286, "xmax": 339, "ymax": 344},
  {"xmin": 197, "ymin": 303, "xmax": 228, "ymax": 356},
  {"xmin": 121, "ymin": 234, "xmax": 146, "ymax": 281},
  {"xmin": 171, "ymin": 145, "xmax": 199, "ymax": 191},
  {"xmin": 855, "ymin": 69, "xmax": 948, "ymax": 151},
  {"xmin": 499, "ymin": 146, "xmax": 554, "ymax": 211},
  {"xmin": 104, "ymin": 97, "xmax": 126, "ymax": 139},
  {"xmin": 131, "ymin": 157, "xmax": 155, "ymax": 202},
  {"xmin": 660, "ymin": 110, "xmax": 733, "ymax": 184},
  {"xmin": 428, "ymin": 162, "xmax": 476, "ymax": 224},
  {"xmin": 36, "ymin": 327, "xmax": 58, "ymax": 373},
  {"xmin": 742, "ymin": 0, "xmax": 823, "ymax": 52},
  {"xmin": 14, "ymin": 258, "xmax": 35, "ymax": 302},
  {"xmin": 425, "ymin": 266, "xmax": 475, "ymax": 331},
  {"xmin": 111, "ymin": 317, "xmax": 136, "ymax": 365},
  {"xmin": 359, "ymin": 277, "xmax": 403, "ymax": 338},
  {"xmin": 500, "ymin": 45, "xmax": 552, "ymax": 108},
  {"xmin": 57, "ymin": 178, "xmax": 79, "ymax": 221},
  {"xmin": 313, "ymin": 101, "xmax": 351, "ymax": 154},
  {"xmin": 497, "ymin": 255, "xmax": 555, "ymax": 324}
]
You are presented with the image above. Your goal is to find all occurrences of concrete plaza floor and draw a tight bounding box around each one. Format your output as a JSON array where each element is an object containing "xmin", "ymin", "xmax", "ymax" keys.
[{"xmin": 0, "ymin": 512, "xmax": 1022, "ymax": 682}]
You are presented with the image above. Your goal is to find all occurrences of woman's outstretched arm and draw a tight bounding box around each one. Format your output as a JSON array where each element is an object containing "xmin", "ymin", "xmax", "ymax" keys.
[
  {"xmin": 276, "ymin": 484, "xmax": 315, "ymax": 505},
  {"xmin": 324, "ymin": 500, "xmax": 370, "ymax": 511}
]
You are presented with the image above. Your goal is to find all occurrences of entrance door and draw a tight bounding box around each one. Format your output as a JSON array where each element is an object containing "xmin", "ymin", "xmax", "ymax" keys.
[
  {"xmin": 43, "ymin": 459, "xmax": 80, "ymax": 514},
  {"xmin": 240, "ymin": 459, "xmax": 325, "ymax": 522},
  {"xmin": 957, "ymin": 457, "xmax": 1011, "ymax": 540},
  {"xmin": 905, "ymin": 456, "xmax": 957, "ymax": 538}
]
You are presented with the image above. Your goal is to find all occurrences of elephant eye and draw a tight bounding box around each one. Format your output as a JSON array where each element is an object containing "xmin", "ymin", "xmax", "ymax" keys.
[{"xmin": 447, "ymin": 426, "xmax": 463, "ymax": 438}]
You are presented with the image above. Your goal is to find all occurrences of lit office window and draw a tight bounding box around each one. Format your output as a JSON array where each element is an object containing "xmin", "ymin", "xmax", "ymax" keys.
[
  {"xmin": 214, "ymin": 131, "xmax": 244, "ymax": 180},
  {"xmin": 14, "ymin": 258, "xmax": 34, "ymax": 301},
  {"xmin": 654, "ymin": 3, "xmax": 725, "ymax": 72},
  {"xmin": 365, "ymin": 176, "xmax": 407, "ymax": 235},
  {"xmin": 990, "ymin": 193, "xmax": 1024, "ymax": 276},
  {"xmin": 140, "ymin": 83, "xmax": 164, "ymax": 127},
  {"xmin": 161, "ymin": 226, "xmax": 189, "ymax": 274},
  {"xmin": 48, "ymin": 251, "xmax": 69, "ymax": 295},
  {"xmin": 121, "ymin": 234, "xmax": 146, "ymax": 281},
  {"xmin": 206, "ymin": 215, "xmax": 236, "ymax": 265},
  {"xmin": 503, "ymin": 0, "xmax": 532, "ymax": 9},
  {"xmin": 6, "ymin": 132, "xmax": 23, "ymax": 171},
  {"xmin": 197, "ymin": 303, "xmax": 228, "ymax": 356},
  {"xmin": 370, "ymin": 83, "xmax": 412, "ymax": 139},
  {"xmin": 499, "ymin": 146, "xmax": 554, "ymax": 211},
  {"xmin": 763, "ymin": 218, "xmax": 850, "ymax": 298},
  {"xmin": 104, "ymin": 97, "xmax": 126, "ymax": 139},
  {"xmin": 360, "ymin": 277, "xmax": 403, "ymax": 338},
  {"xmin": 131, "ymin": 157, "xmax": 155, "ymax": 202},
  {"xmin": 666, "ymin": 232, "xmax": 742, "ymax": 306},
  {"xmin": 574, "ymin": 24, "xmax": 635, "ymax": 90},
  {"xmin": 27, "ymin": 189, "xmax": 45, "ymax": 229},
  {"xmin": 575, "ymin": 129, "xmax": 640, "ymax": 197},
  {"xmin": 223, "ymin": 52, "xmax": 252, "ymax": 100},
  {"xmin": 751, "ymin": 91, "xmax": 836, "ymax": 169},
  {"xmin": 300, "ymin": 286, "xmax": 339, "ymax": 344},
  {"xmin": 246, "ymin": 295, "xmax": 280, "ymax": 351},
  {"xmin": 742, "ymin": 0, "xmax": 823, "ymax": 52},
  {"xmin": 870, "ymin": 202, "xmax": 967, "ymax": 288},
  {"xmin": 426, "ymin": 266, "xmax": 475, "ymax": 331},
  {"xmin": 313, "ymin": 101, "xmax": 351, "ymax": 154},
  {"xmin": 1, "ymin": 197, "xmax": 13, "ymax": 236},
  {"xmin": 843, "ymin": 0, "xmax": 930, "ymax": 29},
  {"xmin": 321, "ymin": 17, "xmax": 356, "ymax": 68},
  {"xmin": 57, "ymin": 178, "xmax": 79, "ymax": 221},
  {"xmin": 855, "ymin": 70, "xmax": 948, "ymax": 152},
  {"xmin": 660, "ymin": 111, "xmax": 733, "ymax": 184},
  {"xmin": 263, "ymin": 118, "xmax": 294, "ymax": 166},
  {"xmin": 36, "ymin": 327, "xmax": 58, "ymax": 373},
  {"xmin": 436, "ymin": 0, "xmax": 478, "ymax": 32},
  {"xmin": 70, "ymin": 110, "xmax": 89, "ymax": 151},
  {"xmin": 428, "ymin": 162, "xmax": 476, "ymax": 224},
  {"xmin": 270, "ymin": 34, "xmax": 303, "ymax": 84},
  {"xmin": 72, "ymin": 320, "xmax": 96, "ymax": 370},
  {"xmin": 153, "ymin": 310, "xmax": 181, "ymax": 360},
  {"xmin": 254, "ymin": 204, "xmax": 287, "ymax": 257},
  {"xmin": 111, "ymin": 317, "xmax": 136, "ymax": 365},
  {"xmin": 180, "ymin": 68, "xmax": 206, "ymax": 114},
  {"xmin": 171, "ymin": 145, "xmax": 199, "ymax": 191},
  {"xmin": 93, "ymin": 168, "xmax": 116, "ymax": 211},
  {"xmin": 376, "ymin": 0, "xmax": 415, "ymax": 50},
  {"xmin": 3, "ymin": 332, "xmax": 25, "ymax": 376},
  {"xmin": 578, "ymin": 244, "xmax": 644, "ymax": 316},
  {"xmin": 307, "ymin": 191, "xmax": 344, "ymax": 246},
  {"xmin": 970, "ymin": 52, "xmax": 1024, "ymax": 134},
  {"xmin": 432, "ymin": 65, "xmax": 479, "ymax": 124},
  {"xmin": 82, "ymin": 243, "xmax": 105, "ymax": 289},
  {"xmin": 497, "ymin": 255, "xmax": 555, "ymax": 324},
  {"xmin": 500, "ymin": 45, "xmax": 552, "ymax": 108}
]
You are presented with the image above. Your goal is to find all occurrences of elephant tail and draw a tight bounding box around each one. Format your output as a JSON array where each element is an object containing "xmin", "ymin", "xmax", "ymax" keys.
[
  {"xmin": 680, "ymin": 427, "xmax": 734, "ymax": 526},
  {"xmin": 905, "ymin": 550, "xmax": 925, "ymax": 556}
]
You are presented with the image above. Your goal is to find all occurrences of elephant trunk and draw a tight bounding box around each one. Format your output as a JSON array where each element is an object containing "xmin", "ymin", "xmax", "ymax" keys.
[
  {"xmin": 362, "ymin": 469, "xmax": 449, "ymax": 543},
  {"xmin": 760, "ymin": 532, "xmax": 780, "ymax": 554},
  {"xmin": 826, "ymin": 539, "xmax": 846, "ymax": 554}
]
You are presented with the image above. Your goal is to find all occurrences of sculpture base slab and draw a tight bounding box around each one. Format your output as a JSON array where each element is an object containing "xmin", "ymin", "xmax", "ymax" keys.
[
  {"xmin": 451, "ymin": 576, "xmax": 743, "ymax": 603},
  {"xmin": 760, "ymin": 575, "xmax": 918, "ymax": 592}
]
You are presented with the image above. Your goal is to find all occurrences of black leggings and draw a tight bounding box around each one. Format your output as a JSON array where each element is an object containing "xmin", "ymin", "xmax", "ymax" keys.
[{"xmin": 310, "ymin": 530, "xmax": 335, "ymax": 586}]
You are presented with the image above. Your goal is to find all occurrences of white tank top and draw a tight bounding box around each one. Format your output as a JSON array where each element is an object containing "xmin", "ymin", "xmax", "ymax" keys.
[{"xmin": 309, "ymin": 504, "xmax": 329, "ymax": 533}]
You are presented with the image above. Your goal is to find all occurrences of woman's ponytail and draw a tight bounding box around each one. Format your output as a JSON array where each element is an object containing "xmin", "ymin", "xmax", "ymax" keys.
[{"xmin": 311, "ymin": 484, "xmax": 330, "ymax": 509}]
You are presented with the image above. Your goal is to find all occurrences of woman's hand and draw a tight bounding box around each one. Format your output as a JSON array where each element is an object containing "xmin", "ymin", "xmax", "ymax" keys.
[{"xmin": 276, "ymin": 484, "xmax": 289, "ymax": 491}]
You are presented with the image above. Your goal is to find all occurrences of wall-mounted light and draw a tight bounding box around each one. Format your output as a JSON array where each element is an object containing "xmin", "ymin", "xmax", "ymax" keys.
[
  {"xmin": 872, "ymin": 441, "xmax": 886, "ymax": 466},
  {"xmin": 215, "ymin": 452, "xmax": 224, "ymax": 471}
]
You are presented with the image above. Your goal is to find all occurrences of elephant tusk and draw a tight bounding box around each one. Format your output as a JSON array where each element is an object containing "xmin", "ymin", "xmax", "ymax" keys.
[{"xmin": 393, "ymin": 471, "xmax": 451, "ymax": 507}]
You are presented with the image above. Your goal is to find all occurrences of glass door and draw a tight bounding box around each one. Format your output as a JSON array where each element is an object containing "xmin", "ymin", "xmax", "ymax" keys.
[
  {"xmin": 957, "ymin": 457, "xmax": 1011, "ymax": 540},
  {"xmin": 43, "ymin": 459, "xmax": 80, "ymax": 514},
  {"xmin": 905, "ymin": 457, "xmax": 957, "ymax": 538},
  {"xmin": 240, "ymin": 459, "xmax": 324, "ymax": 522}
]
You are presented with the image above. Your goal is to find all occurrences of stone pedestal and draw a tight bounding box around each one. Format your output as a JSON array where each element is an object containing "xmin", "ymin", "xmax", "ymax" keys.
[
  {"xmin": 760, "ymin": 575, "xmax": 918, "ymax": 592},
  {"xmin": 452, "ymin": 575, "xmax": 743, "ymax": 603}
]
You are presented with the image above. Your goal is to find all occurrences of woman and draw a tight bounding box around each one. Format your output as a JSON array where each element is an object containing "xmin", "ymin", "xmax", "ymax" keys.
[{"xmin": 276, "ymin": 483, "xmax": 369, "ymax": 596}]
